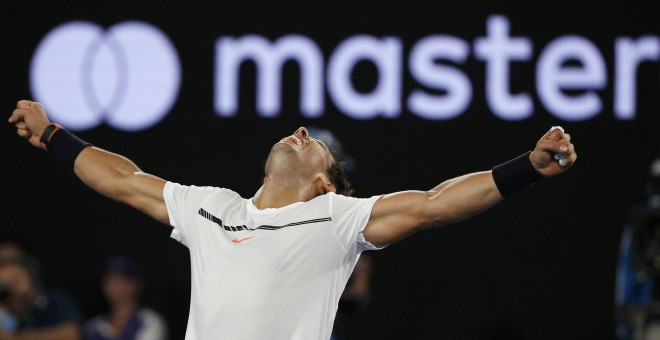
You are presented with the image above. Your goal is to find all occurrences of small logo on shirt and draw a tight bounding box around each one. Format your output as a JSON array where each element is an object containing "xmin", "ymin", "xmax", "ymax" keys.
[{"xmin": 231, "ymin": 236, "xmax": 254, "ymax": 243}]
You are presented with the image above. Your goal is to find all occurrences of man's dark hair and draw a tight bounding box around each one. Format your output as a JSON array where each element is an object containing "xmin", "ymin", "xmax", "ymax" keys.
[{"xmin": 328, "ymin": 149, "xmax": 354, "ymax": 197}]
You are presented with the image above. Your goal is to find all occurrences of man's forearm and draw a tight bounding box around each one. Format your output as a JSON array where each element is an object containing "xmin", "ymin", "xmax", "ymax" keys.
[
  {"xmin": 72, "ymin": 145, "xmax": 169, "ymax": 223},
  {"xmin": 426, "ymin": 171, "xmax": 503, "ymax": 226},
  {"xmin": 73, "ymin": 146, "xmax": 143, "ymax": 201}
]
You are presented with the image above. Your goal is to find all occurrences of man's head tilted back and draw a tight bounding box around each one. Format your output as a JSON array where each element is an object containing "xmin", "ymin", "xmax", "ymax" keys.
[{"xmin": 264, "ymin": 127, "xmax": 353, "ymax": 197}]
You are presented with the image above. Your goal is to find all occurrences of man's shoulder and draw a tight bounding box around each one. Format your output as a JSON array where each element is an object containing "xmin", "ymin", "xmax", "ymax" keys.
[
  {"xmin": 166, "ymin": 181, "xmax": 244, "ymax": 200},
  {"xmin": 320, "ymin": 192, "xmax": 376, "ymax": 204},
  {"xmin": 305, "ymin": 193, "xmax": 380, "ymax": 216}
]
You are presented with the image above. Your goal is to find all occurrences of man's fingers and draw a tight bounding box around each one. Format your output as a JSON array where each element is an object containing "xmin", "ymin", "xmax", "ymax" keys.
[
  {"xmin": 559, "ymin": 148, "xmax": 577, "ymax": 167},
  {"xmin": 9, "ymin": 108, "xmax": 26, "ymax": 123},
  {"xmin": 17, "ymin": 128, "xmax": 32, "ymax": 139},
  {"xmin": 10, "ymin": 100, "xmax": 50, "ymax": 150},
  {"xmin": 16, "ymin": 100, "xmax": 33, "ymax": 109},
  {"xmin": 10, "ymin": 101, "xmax": 38, "ymax": 122},
  {"xmin": 532, "ymin": 126, "xmax": 577, "ymax": 175},
  {"xmin": 537, "ymin": 139, "xmax": 569, "ymax": 154},
  {"xmin": 541, "ymin": 129, "xmax": 553, "ymax": 140},
  {"xmin": 537, "ymin": 127, "xmax": 572, "ymax": 154},
  {"xmin": 548, "ymin": 129, "xmax": 563, "ymax": 142},
  {"xmin": 536, "ymin": 139, "xmax": 576, "ymax": 167},
  {"xmin": 540, "ymin": 129, "xmax": 562, "ymax": 142},
  {"xmin": 9, "ymin": 108, "xmax": 31, "ymax": 123},
  {"xmin": 541, "ymin": 126, "xmax": 564, "ymax": 141}
]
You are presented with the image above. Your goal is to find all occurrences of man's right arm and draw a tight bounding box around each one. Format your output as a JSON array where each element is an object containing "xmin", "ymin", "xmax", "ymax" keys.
[
  {"xmin": 9, "ymin": 100, "xmax": 169, "ymax": 225},
  {"xmin": 362, "ymin": 128, "xmax": 576, "ymax": 247},
  {"xmin": 73, "ymin": 147, "xmax": 169, "ymax": 224}
]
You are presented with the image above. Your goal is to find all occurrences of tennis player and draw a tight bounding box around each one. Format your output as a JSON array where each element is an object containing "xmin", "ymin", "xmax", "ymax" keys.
[{"xmin": 9, "ymin": 100, "xmax": 576, "ymax": 339}]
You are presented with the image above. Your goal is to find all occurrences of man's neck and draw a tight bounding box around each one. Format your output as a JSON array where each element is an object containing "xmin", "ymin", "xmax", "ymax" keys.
[{"xmin": 252, "ymin": 176, "xmax": 319, "ymax": 209}]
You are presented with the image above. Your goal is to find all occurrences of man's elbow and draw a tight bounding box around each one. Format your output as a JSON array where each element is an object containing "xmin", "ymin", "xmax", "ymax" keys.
[
  {"xmin": 418, "ymin": 200, "xmax": 461, "ymax": 230},
  {"xmin": 98, "ymin": 172, "xmax": 139, "ymax": 203}
]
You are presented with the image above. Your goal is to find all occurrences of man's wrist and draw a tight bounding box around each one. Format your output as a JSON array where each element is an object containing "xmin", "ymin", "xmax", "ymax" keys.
[
  {"xmin": 492, "ymin": 151, "xmax": 544, "ymax": 198},
  {"xmin": 39, "ymin": 123, "xmax": 62, "ymax": 150},
  {"xmin": 48, "ymin": 128, "xmax": 93, "ymax": 170}
]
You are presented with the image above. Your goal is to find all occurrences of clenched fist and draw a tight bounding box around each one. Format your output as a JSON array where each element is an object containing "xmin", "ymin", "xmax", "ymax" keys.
[
  {"xmin": 8, "ymin": 100, "xmax": 57, "ymax": 150},
  {"xmin": 530, "ymin": 126, "xmax": 577, "ymax": 177}
]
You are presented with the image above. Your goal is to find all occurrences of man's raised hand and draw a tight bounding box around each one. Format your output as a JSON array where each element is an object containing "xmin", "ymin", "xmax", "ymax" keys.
[
  {"xmin": 8, "ymin": 100, "xmax": 53, "ymax": 150},
  {"xmin": 530, "ymin": 126, "xmax": 577, "ymax": 177}
]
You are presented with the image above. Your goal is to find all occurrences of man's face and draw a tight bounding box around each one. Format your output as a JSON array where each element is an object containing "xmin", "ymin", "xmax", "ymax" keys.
[
  {"xmin": 0, "ymin": 264, "xmax": 36, "ymax": 318},
  {"xmin": 266, "ymin": 127, "xmax": 335, "ymax": 184}
]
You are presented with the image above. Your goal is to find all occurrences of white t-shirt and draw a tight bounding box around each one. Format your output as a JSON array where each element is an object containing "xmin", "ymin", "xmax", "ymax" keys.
[{"xmin": 163, "ymin": 182, "xmax": 382, "ymax": 340}]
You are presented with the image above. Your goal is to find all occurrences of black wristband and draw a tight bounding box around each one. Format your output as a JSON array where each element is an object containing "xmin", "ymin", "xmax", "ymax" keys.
[
  {"xmin": 39, "ymin": 124, "xmax": 58, "ymax": 148},
  {"xmin": 492, "ymin": 151, "xmax": 544, "ymax": 197},
  {"xmin": 48, "ymin": 129, "xmax": 93, "ymax": 170}
]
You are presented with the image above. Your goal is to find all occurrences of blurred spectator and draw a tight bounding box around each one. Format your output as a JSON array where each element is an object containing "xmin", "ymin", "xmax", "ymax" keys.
[
  {"xmin": 0, "ymin": 235, "xmax": 30, "ymax": 260},
  {"xmin": 0, "ymin": 238, "xmax": 23, "ymax": 334},
  {"xmin": 0, "ymin": 255, "xmax": 83, "ymax": 340},
  {"xmin": 83, "ymin": 256, "xmax": 168, "ymax": 340}
]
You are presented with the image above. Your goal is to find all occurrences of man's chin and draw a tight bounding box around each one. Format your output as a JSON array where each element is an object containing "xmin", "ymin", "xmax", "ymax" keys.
[{"xmin": 271, "ymin": 141, "xmax": 297, "ymax": 152}]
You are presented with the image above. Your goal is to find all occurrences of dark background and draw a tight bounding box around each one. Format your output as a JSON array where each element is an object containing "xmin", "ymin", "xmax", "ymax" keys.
[{"xmin": 2, "ymin": 1, "xmax": 660, "ymax": 339}]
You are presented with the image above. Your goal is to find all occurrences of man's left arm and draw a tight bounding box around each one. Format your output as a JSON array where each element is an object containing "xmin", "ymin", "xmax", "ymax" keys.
[{"xmin": 363, "ymin": 128, "xmax": 577, "ymax": 247}]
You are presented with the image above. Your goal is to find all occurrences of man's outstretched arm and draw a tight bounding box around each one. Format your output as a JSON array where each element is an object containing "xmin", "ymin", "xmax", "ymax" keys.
[
  {"xmin": 363, "ymin": 128, "xmax": 577, "ymax": 247},
  {"xmin": 9, "ymin": 100, "xmax": 169, "ymax": 224}
]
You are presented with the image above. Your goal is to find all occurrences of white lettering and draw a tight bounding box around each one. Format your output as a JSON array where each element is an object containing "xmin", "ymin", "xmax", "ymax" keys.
[
  {"xmin": 327, "ymin": 36, "xmax": 402, "ymax": 119},
  {"xmin": 215, "ymin": 35, "xmax": 323, "ymax": 118},
  {"xmin": 475, "ymin": 16, "xmax": 533, "ymax": 121},
  {"xmin": 537, "ymin": 36, "xmax": 606, "ymax": 121},
  {"xmin": 407, "ymin": 36, "xmax": 471, "ymax": 120},
  {"xmin": 615, "ymin": 36, "xmax": 660, "ymax": 120}
]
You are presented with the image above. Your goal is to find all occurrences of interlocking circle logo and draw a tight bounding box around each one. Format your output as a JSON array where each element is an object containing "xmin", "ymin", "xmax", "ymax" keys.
[{"xmin": 30, "ymin": 21, "xmax": 181, "ymax": 131}]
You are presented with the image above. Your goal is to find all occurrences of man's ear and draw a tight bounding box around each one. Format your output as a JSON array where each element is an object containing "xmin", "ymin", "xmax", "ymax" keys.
[{"xmin": 315, "ymin": 175, "xmax": 336, "ymax": 194}]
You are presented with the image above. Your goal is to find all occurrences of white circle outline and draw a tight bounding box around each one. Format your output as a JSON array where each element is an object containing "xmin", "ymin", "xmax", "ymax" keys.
[{"xmin": 30, "ymin": 21, "xmax": 181, "ymax": 131}]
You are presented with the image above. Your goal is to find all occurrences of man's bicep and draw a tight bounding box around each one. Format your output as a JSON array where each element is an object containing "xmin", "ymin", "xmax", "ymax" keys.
[
  {"xmin": 363, "ymin": 172, "xmax": 504, "ymax": 247},
  {"xmin": 363, "ymin": 191, "xmax": 439, "ymax": 247},
  {"xmin": 73, "ymin": 147, "xmax": 170, "ymax": 224}
]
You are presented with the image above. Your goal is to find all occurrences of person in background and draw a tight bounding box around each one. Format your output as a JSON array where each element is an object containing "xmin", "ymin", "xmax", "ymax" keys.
[
  {"xmin": 0, "ymin": 235, "xmax": 27, "ymax": 334},
  {"xmin": 0, "ymin": 255, "xmax": 83, "ymax": 340},
  {"xmin": 83, "ymin": 256, "xmax": 168, "ymax": 340},
  {"xmin": 0, "ymin": 236, "xmax": 30, "ymax": 260}
]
